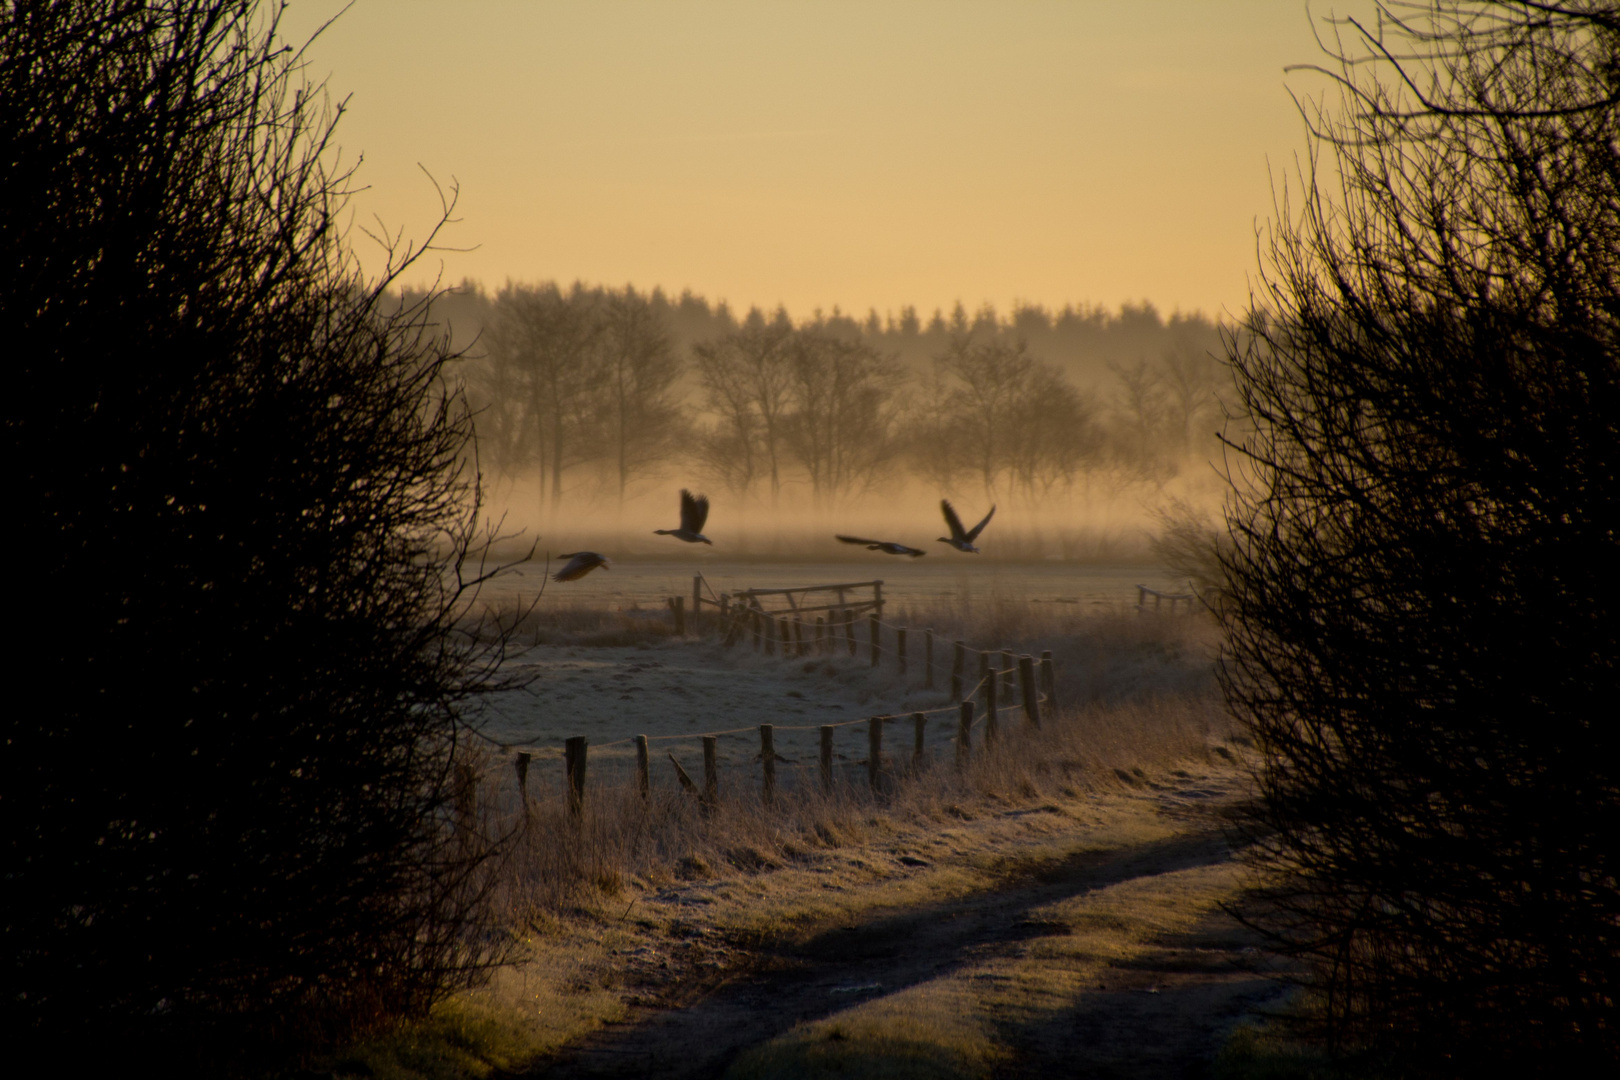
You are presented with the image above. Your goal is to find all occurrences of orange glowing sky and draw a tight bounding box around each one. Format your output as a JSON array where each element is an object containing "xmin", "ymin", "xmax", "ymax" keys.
[{"xmin": 279, "ymin": 1, "xmax": 1342, "ymax": 321}]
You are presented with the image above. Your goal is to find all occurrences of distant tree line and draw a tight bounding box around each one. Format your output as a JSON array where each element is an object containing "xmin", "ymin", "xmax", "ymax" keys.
[{"xmin": 424, "ymin": 283, "xmax": 1228, "ymax": 510}]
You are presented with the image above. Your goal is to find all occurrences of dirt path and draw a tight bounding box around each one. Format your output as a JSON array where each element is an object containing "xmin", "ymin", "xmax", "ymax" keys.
[{"xmin": 517, "ymin": 774, "xmax": 1286, "ymax": 1080}]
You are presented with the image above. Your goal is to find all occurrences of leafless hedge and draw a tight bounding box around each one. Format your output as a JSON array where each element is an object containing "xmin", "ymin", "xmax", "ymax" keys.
[{"xmin": 1221, "ymin": 3, "xmax": 1620, "ymax": 1073}]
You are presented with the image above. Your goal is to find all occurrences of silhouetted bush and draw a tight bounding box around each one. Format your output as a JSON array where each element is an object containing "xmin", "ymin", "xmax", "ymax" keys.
[
  {"xmin": 2, "ymin": 0, "xmax": 510, "ymax": 1062},
  {"xmin": 1220, "ymin": 3, "xmax": 1620, "ymax": 1073}
]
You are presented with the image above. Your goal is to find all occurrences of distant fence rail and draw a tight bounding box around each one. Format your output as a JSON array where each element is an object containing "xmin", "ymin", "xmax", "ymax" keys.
[
  {"xmin": 662, "ymin": 577, "xmax": 883, "ymax": 637},
  {"xmin": 1135, "ymin": 584, "xmax": 1197, "ymax": 614}
]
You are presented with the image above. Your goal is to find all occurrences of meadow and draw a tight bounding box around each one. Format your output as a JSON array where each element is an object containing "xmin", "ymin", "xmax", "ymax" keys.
[
  {"xmin": 326, "ymin": 572, "xmax": 1285, "ymax": 1079},
  {"xmin": 465, "ymin": 555, "xmax": 1197, "ymax": 770}
]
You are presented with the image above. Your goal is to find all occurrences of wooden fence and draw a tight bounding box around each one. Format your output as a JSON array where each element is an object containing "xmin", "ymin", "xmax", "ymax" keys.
[
  {"xmin": 491, "ymin": 575, "xmax": 1062, "ymax": 818},
  {"xmin": 1135, "ymin": 583, "xmax": 1197, "ymax": 615},
  {"xmin": 671, "ymin": 575, "xmax": 885, "ymax": 641}
]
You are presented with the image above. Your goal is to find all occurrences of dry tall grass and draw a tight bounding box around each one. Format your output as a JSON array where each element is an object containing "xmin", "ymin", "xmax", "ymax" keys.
[{"xmin": 470, "ymin": 596, "xmax": 682, "ymax": 648}]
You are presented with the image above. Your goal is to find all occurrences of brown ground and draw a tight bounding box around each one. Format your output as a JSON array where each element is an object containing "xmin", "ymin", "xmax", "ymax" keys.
[{"xmin": 501, "ymin": 769, "xmax": 1287, "ymax": 1080}]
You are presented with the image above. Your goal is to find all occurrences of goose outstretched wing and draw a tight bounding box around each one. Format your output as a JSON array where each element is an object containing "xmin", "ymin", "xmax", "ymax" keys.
[
  {"xmin": 940, "ymin": 499, "xmax": 967, "ymax": 541},
  {"xmin": 965, "ymin": 504, "xmax": 996, "ymax": 541},
  {"xmin": 681, "ymin": 489, "xmax": 710, "ymax": 533},
  {"xmin": 835, "ymin": 534, "xmax": 883, "ymax": 546},
  {"xmin": 553, "ymin": 551, "xmax": 608, "ymax": 582}
]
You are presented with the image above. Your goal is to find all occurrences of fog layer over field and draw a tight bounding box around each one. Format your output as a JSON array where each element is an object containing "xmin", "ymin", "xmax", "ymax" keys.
[{"xmin": 418, "ymin": 283, "xmax": 1231, "ymax": 560}]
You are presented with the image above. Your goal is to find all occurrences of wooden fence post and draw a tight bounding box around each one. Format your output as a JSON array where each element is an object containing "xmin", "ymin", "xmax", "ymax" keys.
[
  {"xmin": 869, "ymin": 613, "xmax": 881, "ymax": 668},
  {"xmin": 820, "ymin": 725, "xmax": 834, "ymax": 794},
  {"xmin": 924, "ymin": 630, "xmax": 935, "ymax": 689},
  {"xmin": 1001, "ymin": 648, "xmax": 1016, "ymax": 701},
  {"xmin": 765, "ymin": 616, "xmax": 776, "ymax": 657},
  {"xmin": 702, "ymin": 735, "xmax": 718, "ymax": 809},
  {"xmin": 515, "ymin": 751, "xmax": 532, "ymax": 806},
  {"xmin": 693, "ymin": 575, "xmax": 703, "ymax": 632},
  {"xmin": 778, "ymin": 618, "xmax": 791, "ymax": 657},
  {"xmin": 564, "ymin": 737, "xmax": 587, "ymax": 817},
  {"xmin": 952, "ymin": 641, "xmax": 965, "ymax": 700},
  {"xmin": 913, "ymin": 712, "xmax": 926, "ymax": 766},
  {"xmin": 868, "ymin": 717, "xmax": 883, "ymax": 794},
  {"xmin": 816, "ymin": 615, "xmax": 826, "ymax": 654},
  {"xmin": 793, "ymin": 618, "xmax": 806, "ymax": 657},
  {"xmin": 671, "ymin": 596, "xmax": 685, "ymax": 636},
  {"xmin": 844, "ymin": 609, "xmax": 857, "ymax": 656},
  {"xmin": 897, "ymin": 628, "xmax": 908, "ymax": 676},
  {"xmin": 873, "ymin": 580, "xmax": 884, "ymax": 620},
  {"xmin": 668, "ymin": 752, "xmax": 698, "ymax": 795},
  {"xmin": 985, "ymin": 672, "xmax": 999, "ymax": 745},
  {"xmin": 957, "ymin": 700, "xmax": 973, "ymax": 769},
  {"xmin": 1040, "ymin": 650, "xmax": 1057, "ymax": 713},
  {"xmin": 760, "ymin": 724, "xmax": 776, "ymax": 806},
  {"xmin": 1019, "ymin": 654, "xmax": 1041, "ymax": 729},
  {"xmin": 635, "ymin": 736, "xmax": 650, "ymax": 800}
]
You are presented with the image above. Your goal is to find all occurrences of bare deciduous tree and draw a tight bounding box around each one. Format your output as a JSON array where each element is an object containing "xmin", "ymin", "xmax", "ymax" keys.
[
  {"xmin": 691, "ymin": 308, "xmax": 795, "ymax": 504},
  {"xmin": 1004, "ymin": 363, "xmax": 1098, "ymax": 499},
  {"xmin": 937, "ymin": 332, "xmax": 1038, "ymax": 497},
  {"xmin": 784, "ymin": 326, "xmax": 907, "ymax": 508},
  {"xmin": 916, "ymin": 329, "xmax": 1098, "ymax": 501},
  {"xmin": 596, "ymin": 286, "xmax": 686, "ymax": 503},
  {"xmin": 1105, "ymin": 344, "xmax": 1223, "ymax": 479},
  {"xmin": 486, "ymin": 282, "xmax": 602, "ymax": 513}
]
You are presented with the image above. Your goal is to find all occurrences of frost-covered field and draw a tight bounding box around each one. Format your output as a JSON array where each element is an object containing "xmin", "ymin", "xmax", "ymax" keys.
[{"xmin": 466, "ymin": 559, "xmax": 1193, "ymax": 796}]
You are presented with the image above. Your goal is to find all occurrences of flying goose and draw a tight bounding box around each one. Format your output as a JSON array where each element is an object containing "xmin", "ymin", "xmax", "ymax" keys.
[
  {"xmin": 835, "ymin": 535, "xmax": 925, "ymax": 557},
  {"xmin": 553, "ymin": 551, "xmax": 611, "ymax": 581},
  {"xmin": 938, "ymin": 499, "xmax": 995, "ymax": 553},
  {"xmin": 654, "ymin": 489, "xmax": 713, "ymax": 544}
]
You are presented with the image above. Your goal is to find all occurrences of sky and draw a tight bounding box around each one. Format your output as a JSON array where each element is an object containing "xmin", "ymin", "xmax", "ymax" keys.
[{"xmin": 277, "ymin": 1, "xmax": 1345, "ymax": 322}]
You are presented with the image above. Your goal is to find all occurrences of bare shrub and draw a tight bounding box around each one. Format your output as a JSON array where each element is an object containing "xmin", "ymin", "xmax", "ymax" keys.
[
  {"xmin": 4, "ymin": 0, "xmax": 513, "ymax": 1061},
  {"xmin": 1148, "ymin": 497, "xmax": 1229, "ymax": 607},
  {"xmin": 1221, "ymin": 3, "xmax": 1620, "ymax": 1071}
]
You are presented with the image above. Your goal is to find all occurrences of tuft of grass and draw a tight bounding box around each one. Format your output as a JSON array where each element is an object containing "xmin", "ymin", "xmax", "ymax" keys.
[
  {"xmin": 1213, "ymin": 1022, "xmax": 1358, "ymax": 1080},
  {"xmin": 725, "ymin": 992, "xmax": 1006, "ymax": 1080},
  {"xmin": 327, "ymin": 998, "xmax": 551, "ymax": 1080},
  {"xmin": 1213, "ymin": 992, "xmax": 1392, "ymax": 1080}
]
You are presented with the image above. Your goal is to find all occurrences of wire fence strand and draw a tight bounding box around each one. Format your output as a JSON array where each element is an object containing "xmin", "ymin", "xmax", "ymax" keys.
[{"xmin": 470, "ymin": 581, "xmax": 1059, "ymax": 783}]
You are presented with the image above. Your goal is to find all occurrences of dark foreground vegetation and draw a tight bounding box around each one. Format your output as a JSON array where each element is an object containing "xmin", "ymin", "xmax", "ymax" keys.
[
  {"xmin": 1220, "ymin": 2, "xmax": 1620, "ymax": 1073},
  {"xmin": 9, "ymin": 0, "xmax": 1616, "ymax": 1076},
  {"xmin": 3, "ymin": 0, "xmax": 512, "ymax": 1067}
]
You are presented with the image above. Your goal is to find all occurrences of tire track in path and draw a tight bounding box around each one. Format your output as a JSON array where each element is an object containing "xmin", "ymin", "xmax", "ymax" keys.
[{"xmin": 523, "ymin": 787, "xmax": 1284, "ymax": 1080}]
